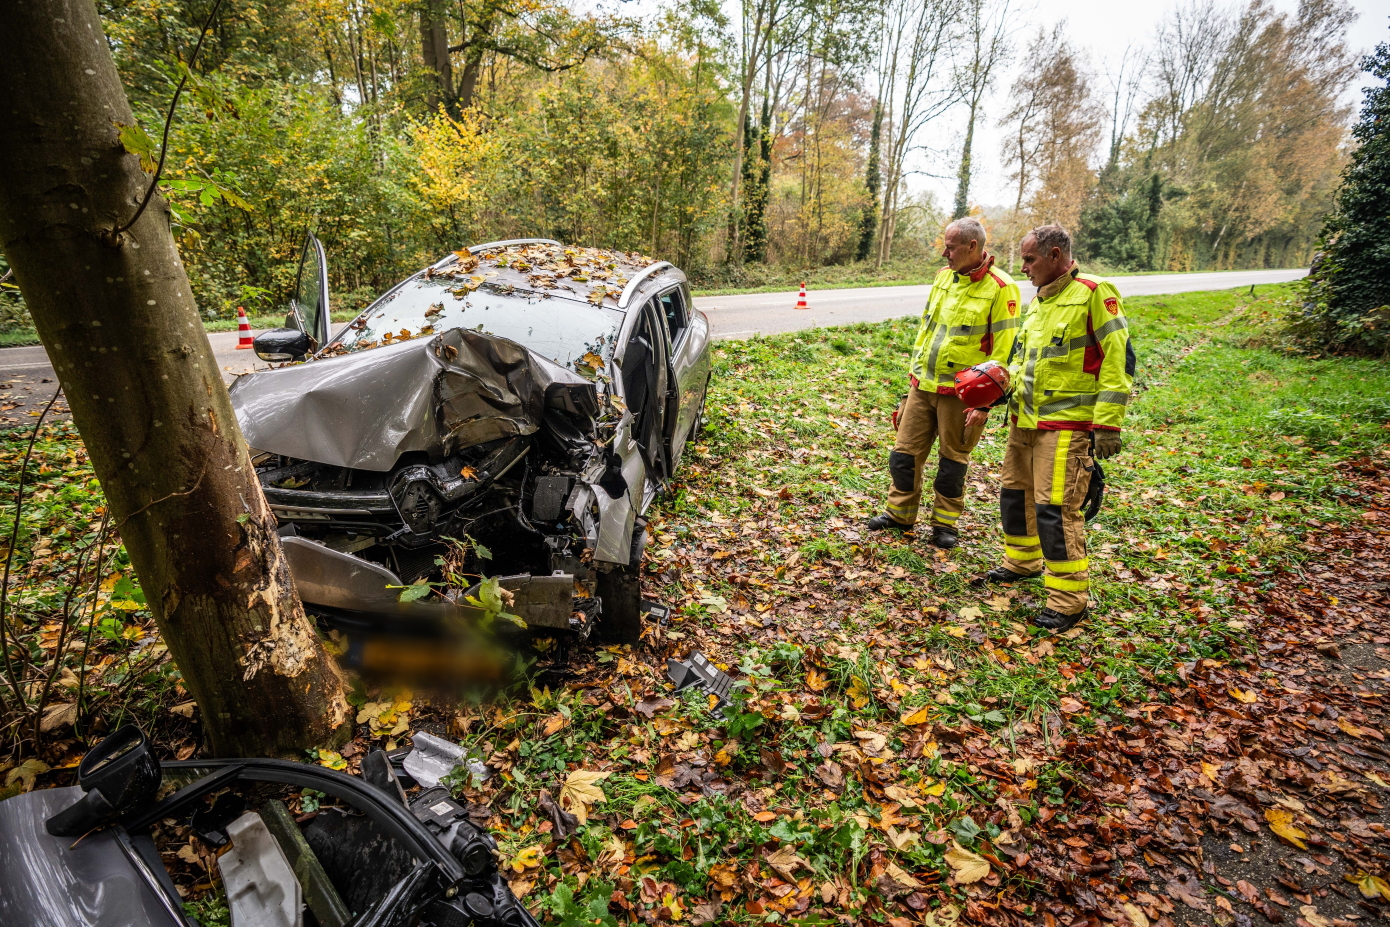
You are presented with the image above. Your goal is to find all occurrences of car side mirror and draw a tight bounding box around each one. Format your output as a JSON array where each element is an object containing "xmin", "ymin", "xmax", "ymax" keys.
[
  {"xmin": 46, "ymin": 724, "xmax": 162, "ymax": 836},
  {"xmin": 254, "ymin": 327, "xmax": 312, "ymax": 362}
]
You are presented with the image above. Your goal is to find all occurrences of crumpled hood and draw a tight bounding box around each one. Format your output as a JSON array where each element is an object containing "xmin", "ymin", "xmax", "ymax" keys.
[{"xmin": 230, "ymin": 327, "xmax": 596, "ymax": 471}]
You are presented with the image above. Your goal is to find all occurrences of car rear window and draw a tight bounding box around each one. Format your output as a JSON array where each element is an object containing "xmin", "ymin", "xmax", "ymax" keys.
[{"xmin": 324, "ymin": 276, "xmax": 625, "ymax": 375}]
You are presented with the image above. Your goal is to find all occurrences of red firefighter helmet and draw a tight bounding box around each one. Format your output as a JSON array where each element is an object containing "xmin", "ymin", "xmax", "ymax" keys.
[{"xmin": 954, "ymin": 360, "xmax": 1011, "ymax": 409}]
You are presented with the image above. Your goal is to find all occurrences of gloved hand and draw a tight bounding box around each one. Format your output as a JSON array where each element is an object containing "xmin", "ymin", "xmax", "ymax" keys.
[{"xmin": 1092, "ymin": 430, "xmax": 1123, "ymax": 460}]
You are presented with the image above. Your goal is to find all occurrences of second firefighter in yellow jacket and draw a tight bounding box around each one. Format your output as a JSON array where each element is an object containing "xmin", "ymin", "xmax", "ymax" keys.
[
  {"xmin": 972, "ymin": 224, "xmax": 1136, "ymax": 632},
  {"xmin": 868, "ymin": 218, "xmax": 1021, "ymax": 549}
]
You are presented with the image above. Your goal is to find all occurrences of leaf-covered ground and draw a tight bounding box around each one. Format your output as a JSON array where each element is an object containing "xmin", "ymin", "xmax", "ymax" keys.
[{"xmin": 3, "ymin": 285, "xmax": 1390, "ymax": 927}]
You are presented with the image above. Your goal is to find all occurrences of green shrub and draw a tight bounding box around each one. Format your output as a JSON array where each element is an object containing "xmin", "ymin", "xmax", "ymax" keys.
[{"xmin": 1291, "ymin": 40, "xmax": 1390, "ymax": 356}]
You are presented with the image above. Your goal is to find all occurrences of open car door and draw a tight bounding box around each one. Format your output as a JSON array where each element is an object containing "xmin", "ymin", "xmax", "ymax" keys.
[
  {"xmin": 287, "ymin": 232, "xmax": 330, "ymax": 351},
  {"xmin": 622, "ymin": 300, "xmax": 671, "ymax": 485},
  {"xmin": 655, "ymin": 283, "xmax": 707, "ymax": 470}
]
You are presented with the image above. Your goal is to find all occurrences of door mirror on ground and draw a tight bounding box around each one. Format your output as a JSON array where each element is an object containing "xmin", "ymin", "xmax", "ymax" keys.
[
  {"xmin": 289, "ymin": 232, "xmax": 330, "ymax": 349},
  {"xmin": 254, "ymin": 327, "xmax": 312, "ymax": 362}
]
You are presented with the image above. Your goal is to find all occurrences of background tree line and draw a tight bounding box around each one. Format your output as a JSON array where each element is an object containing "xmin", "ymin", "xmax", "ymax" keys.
[{"xmin": 4, "ymin": 0, "xmax": 1360, "ymax": 325}]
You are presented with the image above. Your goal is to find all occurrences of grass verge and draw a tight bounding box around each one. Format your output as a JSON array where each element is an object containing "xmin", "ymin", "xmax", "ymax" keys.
[{"xmin": 1, "ymin": 285, "xmax": 1387, "ymax": 924}]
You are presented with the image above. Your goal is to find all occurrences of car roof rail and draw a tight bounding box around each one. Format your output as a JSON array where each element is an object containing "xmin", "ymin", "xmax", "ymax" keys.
[
  {"xmin": 618, "ymin": 261, "xmax": 674, "ymax": 309},
  {"xmin": 428, "ymin": 239, "xmax": 563, "ymax": 270}
]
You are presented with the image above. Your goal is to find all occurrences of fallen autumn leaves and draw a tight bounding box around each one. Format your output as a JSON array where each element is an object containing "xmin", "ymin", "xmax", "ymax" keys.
[{"xmin": 4, "ymin": 290, "xmax": 1390, "ymax": 926}]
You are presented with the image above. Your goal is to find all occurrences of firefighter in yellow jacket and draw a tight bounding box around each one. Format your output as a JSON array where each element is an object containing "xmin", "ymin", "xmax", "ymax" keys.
[
  {"xmin": 972, "ymin": 224, "xmax": 1135, "ymax": 632},
  {"xmin": 867, "ymin": 218, "xmax": 1021, "ymax": 549}
]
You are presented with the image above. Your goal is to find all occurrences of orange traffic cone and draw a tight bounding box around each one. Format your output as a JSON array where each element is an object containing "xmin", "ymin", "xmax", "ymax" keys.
[
  {"xmin": 795, "ymin": 281, "xmax": 809, "ymax": 310},
  {"xmin": 235, "ymin": 306, "xmax": 253, "ymax": 349}
]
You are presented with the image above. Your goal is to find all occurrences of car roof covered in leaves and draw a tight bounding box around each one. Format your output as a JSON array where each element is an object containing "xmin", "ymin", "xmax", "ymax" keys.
[{"xmin": 429, "ymin": 242, "xmax": 664, "ymax": 308}]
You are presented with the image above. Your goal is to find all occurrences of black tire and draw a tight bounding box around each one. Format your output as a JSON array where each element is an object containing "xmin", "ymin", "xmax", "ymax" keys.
[
  {"xmin": 692, "ymin": 379, "xmax": 710, "ymax": 438},
  {"xmin": 594, "ymin": 524, "xmax": 647, "ymax": 646}
]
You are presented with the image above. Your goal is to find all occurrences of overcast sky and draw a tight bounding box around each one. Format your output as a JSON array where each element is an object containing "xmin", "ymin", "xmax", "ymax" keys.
[
  {"xmin": 925, "ymin": 0, "xmax": 1390, "ymax": 209},
  {"xmin": 607, "ymin": 0, "xmax": 1389, "ymax": 215}
]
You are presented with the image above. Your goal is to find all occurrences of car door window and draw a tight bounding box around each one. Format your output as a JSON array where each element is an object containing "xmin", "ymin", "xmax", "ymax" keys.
[
  {"xmin": 658, "ymin": 288, "xmax": 687, "ymax": 344},
  {"xmin": 290, "ymin": 233, "xmax": 330, "ymax": 349}
]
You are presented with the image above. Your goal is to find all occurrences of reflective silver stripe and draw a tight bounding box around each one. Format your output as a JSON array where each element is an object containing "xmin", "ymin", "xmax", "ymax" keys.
[
  {"xmin": 1039, "ymin": 392, "xmax": 1098, "ymax": 415},
  {"xmin": 924, "ymin": 320, "xmax": 951, "ymax": 379},
  {"xmin": 948, "ymin": 314, "xmax": 1022, "ymax": 337},
  {"xmin": 949, "ymin": 321, "xmax": 991, "ymax": 336},
  {"xmin": 1042, "ymin": 331, "xmax": 1100, "ymax": 358},
  {"xmin": 1021, "ymin": 349, "xmax": 1039, "ymax": 418},
  {"xmin": 1037, "ymin": 390, "xmax": 1130, "ymax": 416},
  {"xmin": 1095, "ymin": 317, "xmax": 1128, "ymax": 339}
]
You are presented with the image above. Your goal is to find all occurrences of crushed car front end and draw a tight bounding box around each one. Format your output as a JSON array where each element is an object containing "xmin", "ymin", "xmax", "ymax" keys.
[{"xmin": 230, "ymin": 242, "xmax": 697, "ymax": 651}]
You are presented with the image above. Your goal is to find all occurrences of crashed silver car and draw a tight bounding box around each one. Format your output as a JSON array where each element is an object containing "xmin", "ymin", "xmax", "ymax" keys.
[{"xmin": 229, "ymin": 238, "xmax": 710, "ymax": 645}]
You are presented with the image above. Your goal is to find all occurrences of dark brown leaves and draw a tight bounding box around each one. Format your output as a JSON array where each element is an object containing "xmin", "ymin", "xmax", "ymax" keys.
[
  {"xmin": 1166, "ymin": 871, "xmax": 1211, "ymax": 912},
  {"xmin": 536, "ymin": 789, "xmax": 578, "ymax": 839},
  {"xmin": 814, "ymin": 760, "xmax": 844, "ymax": 791},
  {"xmin": 634, "ymin": 696, "xmax": 672, "ymax": 718}
]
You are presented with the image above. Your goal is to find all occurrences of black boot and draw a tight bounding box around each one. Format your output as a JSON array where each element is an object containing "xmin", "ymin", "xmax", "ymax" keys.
[
  {"xmin": 866, "ymin": 514, "xmax": 913, "ymax": 532},
  {"xmin": 929, "ymin": 525, "xmax": 958, "ymax": 549},
  {"xmin": 969, "ymin": 565, "xmax": 1041, "ymax": 587},
  {"xmin": 1032, "ymin": 606, "xmax": 1089, "ymax": 632}
]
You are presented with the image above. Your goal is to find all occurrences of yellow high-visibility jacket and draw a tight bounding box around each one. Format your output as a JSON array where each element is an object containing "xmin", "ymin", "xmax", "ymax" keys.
[
  {"xmin": 1008, "ymin": 266, "xmax": 1136, "ymax": 431},
  {"xmin": 908, "ymin": 256, "xmax": 1021, "ymax": 394}
]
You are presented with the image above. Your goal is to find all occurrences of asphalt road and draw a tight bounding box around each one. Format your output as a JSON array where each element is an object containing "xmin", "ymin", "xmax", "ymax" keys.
[
  {"xmin": 698, "ymin": 267, "xmax": 1308, "ymax": 340},
  {"xmin": 0, "ymin": 267, "xmax": 1306, "ymax": 428}
]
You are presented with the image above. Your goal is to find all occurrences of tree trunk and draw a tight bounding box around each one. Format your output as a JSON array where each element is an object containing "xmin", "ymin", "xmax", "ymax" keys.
[
  {"xmin": 727, "ymin": 2, "xmax": 768, "ymax": 265},
  {"xmin": 856, "ymin": 102, "xmax": 881, "ymax": 262},
  {"xmin": 0, "ymin": 0, "xmax": 351, "ymax": 758},
  {"xmin": 952, "ymin": 99, "xmax": 978, "ymax": 219},
  {"xmin": 419, "ymin": 0, "xmax": 454, "ymax": 114},
  {"xmin": 458, "ymin": 47, "xmax": 486, "ymax": 111},
  {"xmin": 456, "ymin": 11, "xmax": 496, "ymax": 112}
]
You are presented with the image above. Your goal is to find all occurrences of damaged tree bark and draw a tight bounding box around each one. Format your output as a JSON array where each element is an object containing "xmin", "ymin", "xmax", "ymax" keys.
[{"xmin": 0, "ymin": 0, "xmax": 350, "ymax": 757}]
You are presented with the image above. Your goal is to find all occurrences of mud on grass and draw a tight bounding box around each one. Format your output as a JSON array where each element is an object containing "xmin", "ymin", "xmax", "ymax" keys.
[{"xmin": 2, "ymin": 285, "xmax": 1390, "ymax": 927}]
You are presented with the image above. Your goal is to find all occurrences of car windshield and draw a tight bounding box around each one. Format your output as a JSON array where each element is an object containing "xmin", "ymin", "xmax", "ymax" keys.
[{"xmin": 324, "ymin": 275, "xmax": 625, "ymax": 375}]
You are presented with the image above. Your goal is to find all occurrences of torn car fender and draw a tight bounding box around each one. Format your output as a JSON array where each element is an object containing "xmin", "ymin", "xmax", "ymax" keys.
[{"xmin": 589, "ymin": 413, "xmax": 644, "ymax": 566}]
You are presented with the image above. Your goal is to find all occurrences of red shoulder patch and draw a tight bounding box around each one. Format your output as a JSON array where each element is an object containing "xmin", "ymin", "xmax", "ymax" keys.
[
  {"xmin": 988, "ymin": 271, "xmax": 1006, "ymax": 288},
  {"xmin": 1104, "ymin": 296, "xmax": 1119, "ymax": 315},
  {"xmin": 1075, "ymin": 277, "xmax": 1099, "ymax": 291}
]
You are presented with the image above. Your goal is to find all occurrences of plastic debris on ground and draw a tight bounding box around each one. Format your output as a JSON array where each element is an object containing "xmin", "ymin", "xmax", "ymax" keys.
[
  {"xmin": 666, "ymin": 650, "xmax": 735, "ymax": 715},
  {"xmin": 218, "ymin": 811, "xmax": 303, "ymax": 927},
  {"xmin": 402, "ymin": 731, "xmax": 490, "ymax": 789}
]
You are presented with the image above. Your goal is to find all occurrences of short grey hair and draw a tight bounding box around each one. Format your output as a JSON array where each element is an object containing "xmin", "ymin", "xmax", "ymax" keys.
[
  {"xmin": 946, "ymin": 217, "xmax": 987, "ymax": 249},
  {"xmin": 1027, "ymin": 224, "xmax": 1072, "ymax": 257}
]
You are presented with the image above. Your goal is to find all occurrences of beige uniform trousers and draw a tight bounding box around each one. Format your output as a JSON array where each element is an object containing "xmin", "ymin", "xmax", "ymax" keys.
[
  {"xmin": 884, "ymin": 389, "xmax": 986, "ymax": 528},
  {"xmin": 998, "ymin": 425, "xmax": 1093, "ymax": 614}
]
